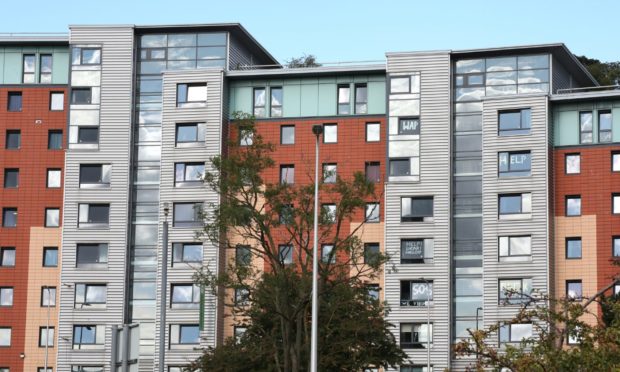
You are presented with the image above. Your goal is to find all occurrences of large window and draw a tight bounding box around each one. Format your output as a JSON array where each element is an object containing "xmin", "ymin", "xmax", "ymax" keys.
[
  {"xmin": 0, "ymin": 327, "xmax": 11, "ymax": 346},
  {"xmin": 4, "ymin": 169, "xmax": 18, "ymax": 188},
  {"xmin": 579, "ymin": 112, "xmax": 593, "ymax": 144},
  {"xmin": 171, "ymin": 284, "xmax": 200, "ymax": 309},
  {"xmin": 73, "ymin": 325, "xmax": 103, "ymax": 349},
  {"xmin": 566, "ymin": 238, "xmax": 582, "ymax": 259},
  {"xmin": 400, "ymin": 280, "xmax": 433, "ymax": 306},
  {"xmin": 499, "ymin": 323, "xmax": 532, "ymax": 343},
  {"xmin": 175, "ymin": 163, "xmax": 205, "ymax": 186},
  {"xmin": 43, "ymin": 247, "xmax": 58, "ymax": 267},
  {"xmin": 355, "ymin": 83, "xmax": 368, "ymax": 114},
  {"xmin": 565, "ymin": 153, "xmax": 580, "ymax": 174},
  {"xmin": 0, "ymin": 248, "xmax": 15, "ymax": 266},
  {"xmin": 79, "ymin": 164, "xmax": 110, "ymax": 188},
  {"xmin": 280, "ymin": 165, "xmax": 295, "ymax": 184},
  {"xmin": 278, "ymin": 244, "xmax": 293, "ymax": 265},
  {"xmin": 75, "ymin": 284, "xmax": 107, "ymax": 308},
  {"xmin": 172, "ymin": 243, "xmax": 202, "ymax": 265},
  {"xmin": 280, "ymin": 125, "xmax": 295, "ymax": 145},
  {"xmin": 5, "ymin": 130, "xmax": 20, "ymax": 149},
  {"xmin": 399, "ymin": 118, "xmax": 421, "ymax": 135},
  {"xmin": 565, "ymin": 195, "xmax": 581, "ymax": 217},
  {"xmin": 39, "ymin": 327, "xmax": 54, "ymax": 347},
  {"xmin": 499, "ymin": 236, "xmax": 532, "ymax": 261},
  {"xmin": 48, "ymin": 130, "xmax": 63, "ymax": 149},
  {"xmin": 71, "ymin": 88, "xmax": 92, "ymax": 105},
  {"xmin": 401, "ymin": 197, "xmax": 433, "ymax": 222},
  {"xmin": 76, "ymin": 243, "xmax": 108, "ymax": 268},
  {"xmin": 337, "ymin": 84, "xmax": 350, "ymax": 115},
  {"xmin": 401, "ymin": 239, "xmax": 433, "ymax": 264},
  {"xmin": 270, "ymin": 87, "xmax": 283, "ymax": 117},
  {"xmin": 177, "ymin": 83, "xmax": 207, "ymax": 108},
  {"xmin": 45, "ymin": 208, "xmax": 60, "ymax": 228},
  {"xmin": 170, "ymin": 324, "xmax": 200, "ymax": 345},
  {"xmin": 366, "ymin": 122, "xmax": 380, "ymax": 142},
  {"xmin": 0, "ymin": 287, "xmax": 13, "ymax": 306},
  {"xmin": 72, "ymin": 48, "xmax": 101, "ymax": 65},
  {"xmin": 175, "ymin": 123, "xmax": 205, "ymax": 146},
  {"xmin": 400, "ymin": 323, "xmax": 432, "ymax": 349},
  {"xmin": 566, "ymin": 280, "xmax": 582, "ymax": 299},
  {"xmin": 77, "ymin": 127, "xmax": 98, "ymax": 144},
  {"xmin": 173, "ymin": 202, "xmax": 202, "ymax": 227},
  {"xmin": 253, "ymin": 87, "xmax": 266, "ymax": 117},
  {"xmin": 41, "ymin": 286, "xmax": 56, "ymax": 307},
  {"xmin": 499, "ymin": 278, "xmax": 532, "ymax": 304},
  {"xmin": 40, "ymin": 54, "xmax": 52, "ymax": 83},
  {"xmin": 498, "ymin": 109, "xmax": 531, "ymax": 136},
  {"xmin": 23, "ymin": 54, "xmax": 35, "ymax": 83},
  {"xmin": 498, "ymin": 151, "xmax": 531, "ymax": 177},
  {"xmin": 598, "ymin": 110, "xmax": 612, "ymax": 143},
  {"xmin": 78, "ymin": 204, "xmax": 109, "ymax": 227},
  {"xmin": 365, "ymin": 162, "xmax": 380, "ymax": 183},
  {"xmin": 47, "ymin": 169, "xmax": 61, "ymax": 188},
  {"xmin": 7, "ymin": 92, "xmax": 22, "ymax": 112},
  {"xmin": 390, "ymin": 158, "xmax": 411, "ymax": 177},
  {"xmin": 323, "ymin": 124, "xmax": 337, "ymax": 143},
  {"xmin": 2, "ymin": 208, "xmax": 17, "ymax": 227},
  {"xmin": 498, "ymin": 193, "xmax": 531, "ymax": 219},
  {"xmin": 322, "ymin": 163, "xmax": 337, "ymax": 184}
]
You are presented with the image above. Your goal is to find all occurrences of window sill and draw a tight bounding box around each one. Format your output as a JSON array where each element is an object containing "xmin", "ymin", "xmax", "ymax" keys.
[
  {"xmin": 78, "ymin": 224, "xmax": 110, "ymax": 229},
  {"xmin": 79, "ymin": 184, "xmax": 110, "ymax": 189},
  {"xmin": 176, "ymin": 142, "xmax": 205, "ymax": 148},
  {"xmin": 498, "ymin": 214, "xmax": 531, "ymax": 221}
]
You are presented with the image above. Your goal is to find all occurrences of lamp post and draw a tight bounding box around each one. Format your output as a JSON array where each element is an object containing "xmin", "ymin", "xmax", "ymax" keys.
[
  {"xmin": 475, "ymin": 306, "xmax": 483, "ymax": 365},
  {"xmin": 417, "ymin": 277, "xmax": 431, "ymax": 371},
  {"xmin": 43, "ymin": 285, "xmax": 51, "ymax": 372},
  {"xmin": 158, "ymin": 202, "xmax": 170, "ymax": 372},
  {"xmin": 310, "ymin": 124, "xmax": 323, "ymax": 372}
]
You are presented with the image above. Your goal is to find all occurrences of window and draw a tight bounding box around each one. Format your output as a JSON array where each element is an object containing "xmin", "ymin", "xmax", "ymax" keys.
[
  {"xmin": 401, "ymin": 197, "xmax": 433, "ymax": 222},
  {"xmin": 0, "ymin": 248, "xmax": 15, "ymax": 266},
  {"xmin": 400, "ymin": 280, "xmax": 433, "ymax": 307},
  {"xmin": 322, "ymin": 204, "xmax": 336, "ymax": 224},
  {"xmin": 498, "ymin": 193, "xmax": 531, "ymax": 219},
  {"xmin": 73, "ymin": 325, "xmax": 103, "ymax": 349},
  {"xmin": 77, "ymin": 127, "xmax": 98, "ymax": 144},
  {"xmin": 71, "ymin": 88, "xmax": 92, "ymax": 105},
  {"xmin": 75, "ymin": 284, "xmax": 106, "ymax": 308},
  {"xmin": 613, "ymin": 152, "xmax": 620, "ymax": 172},
  {"xmin": 321, "ymin": 244, "xmax": 334, "ymax": 263},
  {"xmin": 566, "ymin": 280, "xmax": 582, "ymax": 300},
  {"xmin": 365, "ymin": 203, "xmax": 380, "ymax": 223},
  {"xmin": 175, "ymin": 123, "xmax": 205, "ymax": 146},
  {"xmin": 2, "ymin": 208, "xmax": 17, "ymax": 227},
  {"xmin": 5, "ymin": 130, "xmax": 20, "ymax": 149},
  {"xmin": 355, "ymin": 83, "xmax": 368, "ymax": 114},
  {"xmin": 579, "ymin": 111, "xmax": 593, "ymax": 144},
  {"xmin": 337, "ymin": 84, "xmax": 350, "ymax": 114},
  {"xmin": 43, "ymin": 247, "xmax": 58, "ymax": 267},
  {"xmin": 498, "ymin": 151, "xmax": 531, "ymax": 177},
  {"xmin": 614, "ymin": 237, "xmax": 620, "ymax": 258},
  {"xmin": 566, "ymin": 238, "xmax": 582, "ymax": 259},
  {"xmin": 278, "ymin": 204, "xmax": 294, "ymax": 225},
  {"xmin": 72, "ymin": 48, "xmax": 101, "ymax": 65},
  {"xmin": 39, "ymin": 327, "xmax": 54, "ymax": 347},
  {"xmin": 170, "ymin": 324, "xmax": 200, "ymax": 345},
  {"xmin": 280, "ymin": 165, "xmax": 295, "ymax": 184},
  {"xmin": 367, "ymin": 284, "xmax": 380, "ymax": 301},
  {"xmin": 499, "ymin": 323, "xmax": 532, "ymax": 343},
  {"xmin": 40, "ymin": 54, "xmax": 52, "ymax": 83},
  {"xmin": 366, "ymin": 122, "xmax": 380, "ymax": 142},
  {"xmin": 613, "ymin": 194, "xmax": 620, "ymax": 214},
  {"xmin": 323, "ymin": 163, "xmax": 337, "ymax": 183},
  {"xmin": 499, "ymin": 236, "xmax": 531, "ymax": 260},
  {"xmin": 323, "ymin": 124, "xmax": 337, "ymax": 143},
  {"xmin": 71, "ymin": 366, "xmax": 104, "ymax": 372},
  {"xmin": 23, "ymin": 54, "xmax": 35, "ymax": 83},
  {"xmin": 171, "ymin": 284, "xmax": 200, "ymax": 309},
  {"xmin": 278, "ymin": 244, "xmax": 293, "ymax": 265},
  {"xmin": 236, "ymin": 245, "xmax": 252, "ymax": 266},
  {"xmin": 398, "ymin": 118, "xmax": 421, "ymax": 135},
  {"xmin": 78, "ymin": 204, "xmax": 109, "ymax": 227},
  {"xmin": 79, "ymin": 164, "xmax": 110, "ymax": 188},
  {"xmin": 390, "ymin": 76, "xmax": 411, "ymax": 94},
  {"xmin": 4, "ymin": 169, "xmax": 18, "ymax": 188},
  {"xmin": 280, "ymin": 125, "xmax": 295, "ymax": 145},
  {"xmin": 234, "ymin": 326, "xmax": 246, "ymax": 343},
  {"xmin": 175, "ymin": 163, "xmax": 205, "ymax": 186},
  {"xmin": 365, "ymin": 162, "xmax": 380, "ymax": 183},
  {"xmin": 177, "ymin": 83, "xmax": 207, "ymax": 107},
  {"xmin": 0, "ymin": 327, "xmax": 11, "ymax": 346},
  {"xmin": 499, "ymin": 278, "xmax": 532, "ymax": 304},
  {"xmin": 598, "ymin": 110, "xmax": 612, "ymax": 143},
  {"xmin": 7, "ymin": 92, "xmax": 22, "ymax": 112},
  {"xmin": 401, "ymin": 239, "xmax": 433, "ymax": 264},
  {"xmin": 271, "ymin": 87, "xmax": 283, "ymax": 117},
  {"xmin": 76, "ymin": 244, "xmax": 108, "ymax": 268},
  {"xmin": 565, "ymin": 153, "xmax": 580, "ymax": 174},
  {"xmin": 400, "ymin": 323, "xmax": 432, "ymax": 348},
  {"xmin": 0, "ymin": 287, "xmax": 13, "ymax": 306},
  {"xmin": 498, "ymin": 109, "xmax": 531, "ymax": 136},
  {"xmin": 400, "ymin": 367, "xmax": 432, "ymax": 372},
  {"xmin": 41, "ymin": 287, "xmax": 56, "ymax": 307},
  {"xmin": 172, "ymin": 243, "xmax": 202, "ymax": 265},
  {"xmin": 390, "ymin": 159, "xmax": 410, "ymax": 177},
  {"xmin": 47, "ymin": 169, "xmax": 61, "ymax": 188},
  {"xmin": 253, "ymin": 87, "xmax": 266, "ymax": 117},
  {"xmin": 364, "ymin": 243, "xmax": 380, "ymax": 265},
  {"xmin": 38, "ymin": 369, "xmax": 52, "ymax": 372},
  {"xmin": 565, "ymin": 195, "xmax": 581, "ymax": 217},
  {"xmin": 45, "ymin": 208, "xmax": 60, "ymax": 228},
  {"xmin": 173, "ymin": 202, "xmax": 202, "ymax": 227},
  {"xmin": 239, "ymin": 128, "xmax": 253, "ymax": 146},
  {"xmin": 50, "ymin": 92, "xmax": 64, "ymax": 111}
]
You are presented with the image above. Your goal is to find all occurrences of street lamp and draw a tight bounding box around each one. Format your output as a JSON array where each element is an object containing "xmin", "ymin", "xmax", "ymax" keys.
[
  {"xmin": 158, "ymin": 202, "xmax": 170, "ymax": 372},
  {"xmin": 417, "ymin": 277, "xmax": 431, "ymax": 371},
  {"xmin": 43, "ymin": 285, "xmax": 52, "ymax": 372},
  {"xmin": 310, "ymin": 124, "xmax": 323, "ymax": 372}
]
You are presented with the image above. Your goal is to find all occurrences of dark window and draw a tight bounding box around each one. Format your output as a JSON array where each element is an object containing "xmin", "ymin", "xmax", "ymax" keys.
[
  {"xmin": 270, "ymin": 87, "xmax": 282, "ymax": 117},
  {"xmin": 43, "ymin": 247, "xmax": 58, "ymax": 267},
  {"xmin": 40, "ymin": 54, "xmax": 53, "ymax": 83},
  {"xmin": 498, "ymin": 151, "xmax": 531, "ymax": 177},
  {"xmin": 2, "ymin": 208, "xmax": 17, "ymax": 227},
  {"xmin": 278, "ymin": 244, "xmax": 293, "ymax": 265},
  {"xmin": 77, "ymin": 127, "xmax": 99, "ymax": 144},
  {"xmin": 278, "ymin": 204, "xmax": 294, "ymax": 225},
  {"xmin": 4, "ymin": 169, "xmax": 18, "ymax": 188},
  {"xmin": 565, "ymin": 153, "xmax": 580, "ymax": 174},
  {"xmin": 401, "ymin": 239, "xmax": 431, "ymax": 264},
  {"xmin": 367, "ymin": 284, "xmax": 380, "ymax": 301},
  {"xmin": 499, "ymin": 278, "xmax": 532, "ymax": 304},
  {"xmin": 365, "ymin": 162, "xmax": 380, "ymax": 182},
  {"xmin": 79, "ymin": 165, "xmax": 110, "ymax": 187},
  {"xmin": 323, "ymin": 124, "xmax": 337, "ymax": 143},
  {"xmin": 401, "ymin": 197, "xmax": 433, "ymax": 222},
  {"xmin": 171, "ymin": 284, "xmax": 200, "ymax": 309},
  {"xmin": 400, "ymin": 323, "xmax": 432, "ymax": 349},
  {"xmin": 498, "ymin": 108, "xmax": 531, "ymax": 136},
  {"xmin": 72, "ymin": 48, "xmax": 101, "ymax": 65},
  {"xmin": 6, "ymin": 130, "xmax": 21, "ymax": 149},
  {"xmin": 280, "ymin": 125, "xmax": 295, "ymax": 145},
  {"xmin": 364, "ymin": 243, "xmax": 380, "ymax": 265},
  {"xmin": 400, "ymin": 280, "xmax": 433, "ymax": 306},
  {"xmin": 23, "ymin": 54, "xmax": 35, "ymax": 83},
  {"xmin": 579, "ymin": 111, "xmax": 593, "ymax": 144},
  {"xmin": 50, "ymin": 92, "xmax": 64, "ymax": 111},
  {"xmin": 76, "ymin": 244, "xmax": 108, "ymax": 268},
  {"xmin": 71, "ymin": 88, "xmax": 92, "ymax": 105},
  {"xmin": 177, "ymin": 83, "xmax": 207, "ymax": 107},
  {"xmin": 48, "ymin": 130, "xmax": 63, "ymax": 150},
  {"xmin": 234, "ymin": 287, "xmax": 249, "ymax": 305},
  {"xmin": 78, "ymin": 204, "xmax": 109, "ymax": 226},
  {"xmin": 45, "ymin": 208, "xmax": 60, "ymax": 227},
  {"xmin": 566, "ymin": 280, "xmax": 582, "ymax": 299},
  {"xmin": 172, "ymin": 243, "xmax": 202, "ymax": 265},
  {"xmin": 398, "ymin": 118, "xmax": 421, "ymax": 135},
  {"xmin": 337, "ymin": 84, "xmax": 350, "ymax": 114},
  {"xmin": 322, "ymin": 163, "xmax": 337, "ymax": 183},
  {"xmin": 7, "ymin": 92, "xmax": 22, "ymax": 112},
  {"xmin": 366, "ymin": 122, "xmax": 380, "ymax": 142},
  {"xmin": 390, "ymin": 159, "xmax": 410, "ymax": 177},
  {"xmin": 280, "ymin": 165, "xmax": 294, "ymax": 184},
  {"xmin": 565, "ymin": 195, "xmax": 581, "ymax": 217},
  {"xmin": 566, "ymin": 238, "xmax": 582, "ymax": 259},
  {"xmin": 75, "ymin": 284, "xmax": 107, "ymax": 308},
  {"xmin": 173, "ymin": 202, "xmax": 202, "ymax": 227},
  {"xmin": 235, "ymin": 245, "xmax": 252, "ymax": 266},
  {"xmin": 354, "ymin": 83, "xmax": 367, "ymax": 114},
  {"xmin": 175, "ymin": 123, "xmax": 205, "ymax": 146},
  {"xmin": 599, "ymin": 110, "xmax": 612, "ymax": 143},
  {"xmin": 175, "ymin": 163, "xmax": 205, "ymax": 185},
  {"xmin": 0, "ymin": 248, "xmax": 16, "ymax": 266},
  {"xmin": 253, "ymin": 87, "xmax": 266, "ymax": 117}
]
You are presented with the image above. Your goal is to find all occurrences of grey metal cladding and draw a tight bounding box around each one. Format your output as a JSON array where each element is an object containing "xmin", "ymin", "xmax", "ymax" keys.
[
  {"xmin": 229, "ymin": 34, "xmax": 257, "ymax": 70},
  {"xmin": 153, "ymin": 68, "xmax": 224, "ymax": 366},
  {"xmin": 480, "ymin": 95, "xmax": 550, "ymax": 331},
  {"xmin": 552, "ymin": 56, "xmax": 577, "ymax": 93},
  {"xmin": 385, "ymin": 51, "xmax": 451, "ymax": 370},
  {"xmin": 59, "ymin": 25, "xmax": 135, "ymax": 370}
]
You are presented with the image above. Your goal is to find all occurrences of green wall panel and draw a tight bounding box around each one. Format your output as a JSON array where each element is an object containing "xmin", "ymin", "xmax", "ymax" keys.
[
  {"xmin": 52, "ymin": 51, "xmax": 69, "ymax": 84},
  {"xmin": 282, "ymin": 85, "xmax": 300, "ymax": 117},
  {"xmin": 233, "ymin": 86, "xmax": 253, "ymax": 114},
  {"xmin": 553, "ymin": 100, "xmax": 620, "ymax": 146},
  {"xmin": 0, "ymin": 53, "xmax": 4, "ymax": 82},
  {"xmin": 613, "ymin": 107, "xmax": 620, "ymax": 143},
  {"xmin": 3, "ymin": 52, "xmax": 22, "ymax": 84},
  {"xmin": 299, "ymin": 84, "xmax": 319, "ymax": 117},
  {"xmin": 554, "ymin": 110, "xmax": 579, "ymax": 146},
  {"xmin": 0, "ymin": 46, "xmax": 69, "ymax": 84},
  {"xmin": 367, "ymin": 81, "xmax": 386, "ymax": 114},
  {"xmin": 317, "ymin": 83, "xmax": 337, "ymax": 116}
]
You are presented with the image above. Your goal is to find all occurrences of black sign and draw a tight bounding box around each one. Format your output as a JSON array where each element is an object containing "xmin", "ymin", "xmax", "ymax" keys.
[
  {"xmin": 399, "ymin": 118, "xmax": 420, "ymax": 135},
  {"xmin": 402, "ymin": 240, "xmax": 424, "ymax": 259}
]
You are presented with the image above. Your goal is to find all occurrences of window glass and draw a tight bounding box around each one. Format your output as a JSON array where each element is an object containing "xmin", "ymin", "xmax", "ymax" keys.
[
  {"xmin": 0, "ymin": 287, "xmax": 13, "ymax": 306},
  {"xmin": 401, "ymin": 197, "xmax": 433, "ymax": 221},
  {"xmin": 1, "ymin": 248, "xmax": 16, "ymax": 266},
  {"xmin": 43, "ymin": 247, "xmax": 58, "ymax": 267},
  {"xmin": 6, "ymin": 130, "xmax": 21, "ymax": 149},
  {"xmin": 364, "ymin": 243, "xmax": 380, "ymax": 264},
  {"xmin": 323, "ymin": 124, "xmax": 337, "ymax": 143},
  {"xmin": 498, "ymin": 109, "xmax": 530, "ymax": 135},
  {"xmin": 499, "ymin": 236, "xmax": 531, "ymax": 257},
  {"xmin": 75, "ymin": 284, "xmax": 107, "ymax": 307},
  {"xmin": 173, "ymin": 203, "xmax": 202, "ymax": 227},
  {"xmin": 365, "ymin": 203, "xmax": 380, "ymax": 222},
  {"xmin": 337, "ymin": 85, "xmax": 350, "ymax": 115},
  {"xmin": 78, "ymin": 127, "xmax": 98, "ymax": 144},
  {"xmin": 566, "ymin": 196, "xmax": 581, "ymax": 216},
  {"xmin": 322, "ymin": 163, "xmax": 337, "ymax": 183},
  {"xmin": 613, "ymin": 152, "xmax": 620, "ymax": 172},
  {"xmin": 236, "ymin": 245, "xmax": 252, "ymax": 266},
  {"xmin": 239, "ymin": 128, "xmax": 253, "ymax": 146},
  {"xmin": 321, "ymin": 244, "xmax": 334, "ymax": 263},
  {"xmin": 47, "ymin": 169, "xmax": 61, "ymax": 188},
  {"xmin": 81, "ymin": 49, "xmax": 101, "ymax": 65},
  {"xmin": 3, "ymin": 208, "xmax": 17, "ymax": 227},
  {"xmin": 177, "ymin": 83, "xmax": 207, "ymax": 107},
  {"xmin": 366, "ymin": 122, "xmax": 380, "ymax": 142},
  {"xmin": 498, "ymin": 151, "xmax": 531, "ymax": 177},
  {"xmin": 280, "ymin": 165, "xmax": 294, "ymax": 184},
  {"xmin": 40, "ymin": 54, "xmax": 53, "ymax": 83},
  {"xmin": 565, "ymin": 154, "xmax": 580, "ymax": 174},
  {"xmin": 77, "ymin": 244, "xmax": 108, "ymax": 267},
  {"xmin": 175, "ymin": 163, "xmax": 205, "ymax": 184},
  {"xmin": 355, "ymin": 84, "xmax": 368, "ymax": 114},
  {"xmin": 390, "ymin": 159, "xmax": 410, "ymax": 176},
  {"xmin": 579, "ymin": 112, "xmax": 593, "ymax": 144},
  {"xmin": 613, "ymin": 237, "xmax": 620, "ymax": 258},
  {"xmin": 0, "ymin": 328, "xmax": 11, "ymax": 346},
  {"xmin": 80, "ymin": 165, "xmax": 111, "ymax": 186},
  {"xmin": 171, "ymin": 284, "xmax": 200, "ymax": 308},
  {"xmin": 71, "ymin": 88, "xmax": 92, "ymax": 105},
  {"xmin": 400, "ymin": 323, "xmax": 432, "ymax": 348},
  {"xmin": 39, "ymin": 327, "xmax": 55, "ymax": 347},
  {"xmin": 8, "ymin": 92, "xmax": 22, "ymax": 111},
  {"xmin": 73, "ymin": 325, "xmax": 97, "ymax": 347},
  {"xmin": 48, "ymin": 131, "xmax": 63, "ymax": 149},
  {"xmin": 41, "ymin": 286, "xmax": 56, "ymax": 306},
  {"xmin": 365, "ymin": 162, "xmax": 380, "ymax": 182},
  {"xmin": 566, "ymin": 238, "xmax": 582, "ymax": 259},
  {"xmin": 50, "ymin": 92, "xmax": 64, "ymax": 110},
  {"xmin": 278, "ymin": 245, "xmax": 293, "ymax": 264},
  {"xmin": 4, "ymin": 169, "xmax": 18, "ymax": 188},
  {"xmin": 401, "ymin": 239, "xmax": 426, "ymax": 263},
  {"xmin": 499, "ymin": 278, "xmax": 532, "ymax": 304},
  {"xmin": 399, "ymin": 118, "xmax": 421, "ymax": 135},
  {"xmin": 23, "ymin": 54, "xmax": 35, "ymax": 83},
  {"xmin": 176, "ymin": 123, "xmax": 205, "ymax": 144},
  {"xmin": 172, "ymin": 243, "xmax": 202, "ymax": 264},
  {"xmin": 45, "ymin": 208, "xmax": 60, "ymax": 227},
  {"xmin": 614, "ymin": 194, "xmax": 620, "ymax": 214},
  {"xmin": 567, "ymin": 281, "xmax": 582, "ymax": 299},
  {"xmin": 270, "ymin": 87, "xmax": 283, "ymax": 117},
  {"xmin": 280, "ymin": 125, "xmax": 295, "ymax": 145},
  {"xmin": 253, "ymin": 88, "xmax": 266, "ymax": 117},
  {"xmin": 499, "ymin": 194, "xmax": 531, "ymax": 215}
]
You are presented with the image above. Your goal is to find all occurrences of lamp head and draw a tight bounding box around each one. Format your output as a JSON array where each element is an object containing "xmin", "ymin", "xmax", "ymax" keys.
[{"xmin": 312, "ymin": 124, "xmax": 324, "ymax": 136}]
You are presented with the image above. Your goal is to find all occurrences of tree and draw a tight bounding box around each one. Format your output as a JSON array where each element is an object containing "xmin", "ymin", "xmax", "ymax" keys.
[
  {"xmin": 576, "ymin": 55, "xmax": 620, "ymax": 86},
  {"xmin": 453, "ymin": 280, "xmax": 620, "ymax": 371},
  {"xmin": 285, "ymin": 54, "xmax": 321, "ymax": 68},
  {"xmin": 190, "ymin": 112, "xmax": 406, "ymax": 371}
]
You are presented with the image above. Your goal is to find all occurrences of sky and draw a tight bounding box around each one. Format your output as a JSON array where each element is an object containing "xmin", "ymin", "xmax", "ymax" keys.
[{"xmin": 2, "ymin": 0, "xmax": 618, "ymax": 64}]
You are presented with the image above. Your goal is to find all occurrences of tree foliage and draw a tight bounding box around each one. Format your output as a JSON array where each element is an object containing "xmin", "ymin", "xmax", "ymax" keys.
[
  {"xmin": 190, "ymin": 112, "xmax": 406, "ymax": 371},
  {"xmin": 576, "ymin": 55, "xmax": 620, "ymax": 86},
  {"xmin": 285, "ymin": 54, "xmax": 321, "ymax": 68}
]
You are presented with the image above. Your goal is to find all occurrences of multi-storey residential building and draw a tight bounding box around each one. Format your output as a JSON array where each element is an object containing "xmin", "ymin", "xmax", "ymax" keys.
[{"xmin": 0, "ymin": 35, "xmax": 69, "ymax": 371}]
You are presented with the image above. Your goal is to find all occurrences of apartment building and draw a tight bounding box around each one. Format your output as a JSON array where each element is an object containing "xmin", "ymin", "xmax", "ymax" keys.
[{"xmin": 0, "ymin": 36, "xmax": 69, "ymax": 371}]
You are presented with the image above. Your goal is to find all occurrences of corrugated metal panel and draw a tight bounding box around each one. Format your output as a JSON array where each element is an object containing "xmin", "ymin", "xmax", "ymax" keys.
[
  {"xmin": 228, "ymin": 34, "xmax": 256, "ymax": 70},
  {"xmin": 385, "ymin": 52, "xmax": 452, "ymax": 370},
  {"xmin": 552, "ymin": 56, "xmax": 577, "ymax": 93},
  {"xmin": 58, "ymin": 25, "xmax": 135, "ymax": 370}
]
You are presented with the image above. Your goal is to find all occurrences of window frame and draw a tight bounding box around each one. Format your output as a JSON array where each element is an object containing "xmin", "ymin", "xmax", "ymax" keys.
[
  {"xmin": 613, "ymin": 236, "xmax": 620, "ymax": 258},
  {"xmin": 78, "ymin": 204, "xmax": 110, "ymax": 228},
  {"xmin": 400, "ymin": 280, "xmax": 433, "ymax": 307},
  {"xmin": 174, "ymin": 162, "xmax": 205, "ymax": 187},
  {"xmin": 498, "ymin": 151, "xmax": 531, "ymax": 177},
  {"xmin": 7, "ymin": 92, "xmax": 22, "ymax": 112},
  {"xmin": 499, "ymin": 323, "xmax": 533, "ymax": 344},
  {"xmin": 280, "ymin": 125, "xmax": 295, "ymax": 145},
  {"xmin": 79, "ymin": 164, "xmax": 110, "ymax": 188},
  {"xmin": 46, "ymin": 168, "xmax": 62, "ymax": 188},
  {"xmin": 0, "ymin": 327, "xmax": 12, "ymax": 347},
  {"xmin": 565, "ymin": 153, "xmax": 581, "ymax": 175},
  {"xmin": 253, "ymin": 87, "xmax": 266, "ymax": 117},
  {"xmin": 50, "ymin": 92, "xmax": 64, "ymax": 111},
  {"xmin": 612, "ymin": 151, "xmax": 620, "ymax": 172},
  {"xmin": 401, "ymin": 239, "xmax": 433, "ymax": 264},
  {"xmin": 565, "ymin": 195, "xmax": 582, "ymax": 217},
  {"xmin": 170, "ymin": 283, "xmax": 200, "ymax": 309},
  {"xmin": 498, "ymin": 278, "xmax": 532, "ymax": 305},
  {"xmin": 38, "ymin": 326, "xmax": 55, "ymax": 347},
  {"xmin": 354, "ymin": 83, "xmax": 368, "ymax": 114},
  {"xmin": 74, "ymin": 283, "xmax": 107, "ymax": 308},
  {"xmin": 39, "ymin": 54, "xmax": 53, "ymax": 84},
  {"xmin": 0, "ymin": 247, "xmax": 16, "ymax": 267},
  {"xmin": 398, "ymin": 117, "xmax": 421, "ymax": 135},
  {"xmin": 612, "ymin": 193, "xmax": 620, "ymax": 215},
  {"xmin": 565, "ymin": 237, "xmax": 582, "ymax": 259},
  {"xmin": 365, "ymin": 161, "xmax": 380, "ymax": 183},
  {"xmin": 2, "ymin": 208, "xmax": 18, "ymax": 228},
  {"xmin": 579, "ymin": 111, "xmax": 593, "ymax": 144},
  {"xmin": 401, "ymin": 196, "xmax": 434, "ymax": 222},
  {"xmin": 279, "ymin": 164, "xmax": 295, "ymax": 184},
  {"xmin": 5, "ymin": 130, "xmax": 21, "ymax": 149},
  {"xmin": 77, "ymin": 127, "xmax": 99, "ymax": 144},
  {"xmin": 365, "ymin": 202, "xmax": 380, "ymax": 223},
  {"xmin": 566, "ymin": 280, "xmax": 583, "ymax": 300},
  {"xmin": 4, "ymin": 168, "xmax": 18, "ymax": 188},
  {"xmin": 365, "ymin": 122, "xmax": 380, "ymax": 142},
  {"xmin": 72, "ymin": 48, "xmax": 102, "ymax": 66},
  {"xmin": 498, "ymin": 108, "xmax": 531, "ymax": 136},
  {"xmin": 172, "ymin": 202, "xmax": 202, "ymax": 228},
  {"xmin": 363, "ymin": 243, "xmax": 380, "ymax": 265},
  {"xmin": 172, "ymin": 243, "xmax": 203, "ymax": 265},
  {"xmin": 76, "ymin": 243, "xmax": 108, "ymax": 268},
  {"xmin": 390, "ymin": 158, "xmax": 411, "ymax": 177},
  {"xmin": 43, "ymin": 247, "xmax": 58, "ymax": 267},
  {"xmin": 175, "ymin": 123, "xmax": 205, "ymax": 147},
  {"xmin": 278, "ymin": 244, "xmax": 294, "ymax": 265},
  {"xmin": 399, "ymin": 322, "xmax": 432, "ymax": 349},
  {"xmin": 498, "ymin": 193, "xmax": 532, "ymax": 219},
  {"xmin": 45, "ymin": 208, "xmax": 60, "ymax": 228},
  {"xmin": 41, "ymin": 286, "xmax": 56, "ymax": 307},
  {"xmin": 23, "ymin": 54, "xmax": 36, "ymax": 84},
  {"xmin": 337, "ymin": 84, "xmax": 351, "ymax": 115},
  {"xmin": 176, "ymin": 83, "xmax": 207, "ymax": 108},
  {"xmin": 598, "ymin": 110, "xmax": 612, "ymax": 143},
  {"xmin": 235, "ymin": 245, "xmax": 252, "ymax": 267},
  {"xmin": 72, "ymin": 325, "xmax": 101, "ymax": 349},
  {"xmin": 270, "ymin": 86, "xmax": 283, "ymax": 117},
  {"xmin": 323, "ymin": 123, "xmax": 338, "ymax": 143},
  {"xmin": 70, "ymin": 87, "xmax": 93, "ymax": 105},
  {"xmin": 322, "ymin": 163, "xmax": 337, "ymax": 184},
  {"xmin": 0, "ymin": 287, "xmax": 13, "ymax": 307}
]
